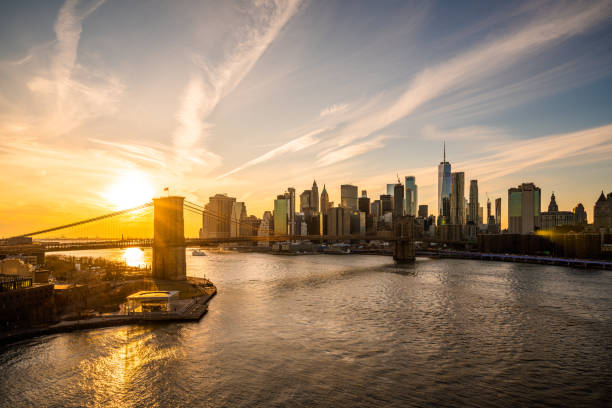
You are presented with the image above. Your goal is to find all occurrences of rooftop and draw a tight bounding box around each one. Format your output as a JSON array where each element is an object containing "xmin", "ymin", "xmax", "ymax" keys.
[{"xmin": 127, "ymin": 290, "xmax": 179, "ymax": 300}]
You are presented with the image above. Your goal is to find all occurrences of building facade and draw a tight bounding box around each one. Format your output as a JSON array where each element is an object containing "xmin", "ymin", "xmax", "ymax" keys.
[
  {"xmin": 340, "ymin": 184, "xmax": 358, "ymax": 211},
  {"xmin": 200, "ymin": 194, "xmax": 236, "ymax": 238},
  {"xmin": 404, "ymin": 176, "xmax": 417, "ymax": 216},
  {"xmin": 450, "ymin": 172, "xmax": 465, "ymax": 225},
  {"xmin": 438, "ymin": 146, "xmax": 451, "ymax": 224},
  {"xmin": 508, "ymin": 183, "xmax": 541, "ymax": 234},
  {"xmin": 594, "ymin": 191, "xmax": 612, "ymax": 229},
  {"xmin": 468, "ymin": 180, "xmax": 479, "ymax": 225}
]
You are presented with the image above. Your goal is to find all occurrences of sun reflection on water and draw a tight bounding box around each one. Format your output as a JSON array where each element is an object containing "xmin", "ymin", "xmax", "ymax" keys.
[{"xmin": 122, "ymin": 248, "xmax": 146, "ymax": 268}]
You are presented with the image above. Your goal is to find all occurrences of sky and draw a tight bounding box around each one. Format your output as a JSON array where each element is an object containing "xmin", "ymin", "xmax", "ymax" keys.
[{"xmin": 1, "ymin": 0, "xmax": 612, "ymax": 237}]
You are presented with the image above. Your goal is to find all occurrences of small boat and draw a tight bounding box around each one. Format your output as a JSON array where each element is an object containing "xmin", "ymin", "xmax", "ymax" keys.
[{"xmin": 192, "ymin": 250, "xmax": 207, "ymax": 256}]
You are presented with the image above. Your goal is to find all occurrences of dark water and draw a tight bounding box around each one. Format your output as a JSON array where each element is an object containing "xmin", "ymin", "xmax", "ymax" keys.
[{"xmin": 1, "ymin": 253, "xmax": 612, "ymax": 407}]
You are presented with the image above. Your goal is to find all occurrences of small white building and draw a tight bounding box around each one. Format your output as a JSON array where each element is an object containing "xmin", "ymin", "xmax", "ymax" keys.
[{"xmin": 126, "ymin": 291, "xmax": 179, "ymax": 314}]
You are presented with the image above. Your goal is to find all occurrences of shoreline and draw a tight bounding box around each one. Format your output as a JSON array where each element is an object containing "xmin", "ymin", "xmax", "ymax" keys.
[{"xmin": 0, "ymin": 287, "xmax": 216, "ymax": 346}]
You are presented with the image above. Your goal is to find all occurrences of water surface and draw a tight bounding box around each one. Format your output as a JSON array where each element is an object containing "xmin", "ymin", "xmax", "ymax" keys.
[{"xmin": 1, "ymin": 252, "xmax": 611, "ymax": 407}]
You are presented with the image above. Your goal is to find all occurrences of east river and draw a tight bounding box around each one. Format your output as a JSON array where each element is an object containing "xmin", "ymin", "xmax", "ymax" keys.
[{"xmin": 1, "ymin": 250, "xmax": 612, "ymax": 407}]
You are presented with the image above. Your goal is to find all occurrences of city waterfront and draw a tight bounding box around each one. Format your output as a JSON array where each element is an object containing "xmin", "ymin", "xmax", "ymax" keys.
[{"xmin": 1, "ymin": 251, "xmax": 611, "ymax": 407}]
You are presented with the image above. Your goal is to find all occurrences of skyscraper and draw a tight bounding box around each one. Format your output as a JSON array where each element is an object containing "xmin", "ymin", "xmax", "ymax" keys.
[
  {"xmin": 341, "ymin": 184, "xmax": 358, "ymax": 211},
  {"xmin": 438, "ymin": 142, "xmax": 451, "ymax": 224},
  {"xmin": 468, "ymin": 180, "xmax": 478, "ymax": 224},
  {"xmin": 508, "ymin": 183, "xmax": 541, "ymax": 234},
  {"xmin": 393, "ymin": 183, "xmax": 404, "ymax": 218},
  {"xmin": 418, "ymin": 205, "xmax": 428, "ymax": 218},
  {"xmin": 450, "ymin": 172, "xmax": 465, "ymax": 225},
  {"xmin": 287, "ymin": 187, "xmax": 296, "ymax": 236},
  {"xmin": 320, "ymin": 185, "xmax": 330, "ymax": 215},
  {"xmin": 300, "ymin": 190, "xmax": 311, "ymax": 212},
  {"xmin": 201, "ymin": 193, "xmax": 236, "ymax": 238},
  {"xmin": 405, "ymin": 176, "xmax": 417, "ymax": 216},
  {"xmin": 273, "ymin": 195, "xmax": 289, "ymax": 236},
  {"xmin": 486, "ymin": 198, "xmax": 491, "ymax": 222},
  {"xmin": 311, "ymin": 180, "xmax": 319, "ymax": 212},
  {"xmin": 495, "ymin": 197, "xmax": 502, "ymax": 225},
  {"xmin": 386, "ymin": 184, "xmax": 396, "ymax": 197},
  {"xmin": 358, "ymin": 190, "xmax": 370, "ymax": 214}
]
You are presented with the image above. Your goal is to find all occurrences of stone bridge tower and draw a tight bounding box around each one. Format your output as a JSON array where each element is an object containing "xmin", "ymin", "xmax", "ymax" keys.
[
  {"xmin": 153, "ymin": 196, "xmax": 186, "ymax": 280},
  {"xmin": 393, "ymin": 215, "xmax": 415, "ymax": 263}
]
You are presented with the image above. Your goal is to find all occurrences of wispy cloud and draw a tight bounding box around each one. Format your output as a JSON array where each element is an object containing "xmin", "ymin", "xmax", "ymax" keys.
[
  {"xmin": 316, "ymin": 134, "xmax": 388, "ymax": 167},
  {"xmin": 216, "ymin": 127, "xmax": 327, "ymax": 179},
  {"xmin": 173, "ymin": 0, "xmax": 301, "ymax": 172},
  {"xmin": 322, "ymin": 1, "xmax": 612, "ymax": 163},
  {"xmin": 320, "ymin": 103, "xmax": 348, "ymax": 117},
  {"xmin": 421, "ymin": 124, "xmax": 507, "ymax": 142}
]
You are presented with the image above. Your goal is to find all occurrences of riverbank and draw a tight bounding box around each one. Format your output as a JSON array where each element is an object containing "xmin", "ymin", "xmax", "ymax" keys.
[{"xmin": 0, "ymin": 280, "xmax": 216, "ymax": 345}]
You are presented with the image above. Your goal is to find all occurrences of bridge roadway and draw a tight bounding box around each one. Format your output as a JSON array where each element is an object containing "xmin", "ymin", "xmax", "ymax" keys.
[{"xmin": 0, "ymin": 235, "xmax": 401, "ymax": 255}]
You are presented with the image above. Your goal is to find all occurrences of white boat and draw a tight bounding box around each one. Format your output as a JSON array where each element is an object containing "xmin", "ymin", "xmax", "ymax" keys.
[{"xmin": 192, "ymin": 250, "xmax": 207, "ymax": 256}]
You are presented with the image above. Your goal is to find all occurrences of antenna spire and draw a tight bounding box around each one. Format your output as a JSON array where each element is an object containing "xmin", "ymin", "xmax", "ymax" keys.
[{"xmin": 443, "ymin": 141, "xmax": 446, "ymax": 163}]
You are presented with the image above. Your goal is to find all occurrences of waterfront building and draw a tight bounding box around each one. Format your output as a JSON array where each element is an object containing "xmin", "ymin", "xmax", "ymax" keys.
[
  {"xmin": 258, "ymin": 211, "xmax": 272, "ymax": 246},
  {"xmin": 438, "ymin": 142, "xmax": 451, "ymax": 224},
  {"xmin": 311, "ymin": 180, "xmax": 319, "ymax": 212},
  {"xmin": 341, "ymin": 185, "xmax": 358, "ymax": 211},
  {"xmin": 328, "ymin": 207, "xmax": 350, "ymax": 236},
  {"xmin": 573, "ymin": 203, "xmax": 587, "ymax": 225},
  {"xmin": 393, "ymin": 183, "xmax": 404, "ymax": 218},
  {"xmin": 593, "ymin": 191, "xmax": 612, "ymax": 229},
  {"xmin": 273, "ymin": 196, "xmax": 289, "ymax": 235},
  {"xmin": 450, "ymin": 172, "xmax": 465, "ymax": 225},
  {"xmin": 358, "ymin": 190, "xmax": 370, "ymax": 215},
  {"xmin": 405, "ymin": 176, "xmax": 418, "ymax": 216},
  {"xmin": 468, "ymin": 180, "xmax": 479, "ymax": 225},
  {"xmin": 126, "ymin": 291, "xmax": 179, "ymax": 314},
  {"xmin": 541, "ymin": 192, "xmax": 576, "ymax": 230},
  {"xmin": 508, "ymin": 183, "xmax": 541, "ymax": 234},
  {"xmin": 320, "ymin": 185, "xmax": 330, "ymax": 215},
  {"xmin": 418, "ymin": 205, "xmax": 428, "ymax": 218},
  {"xmin": 230, "ymin": 202, "xmax": 246, "ymax": 237},
  {"xmin": 495, "ymin": 198, "xmax": 502, "ymax": 225},
  {"xmin": 201, "ymin": 193, "xmax": 236, "ymax": 238}
]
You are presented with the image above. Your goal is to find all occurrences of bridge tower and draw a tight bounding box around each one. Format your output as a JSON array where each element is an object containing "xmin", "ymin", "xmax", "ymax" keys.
[
  {"xmin": 152, "ymin": 196, "xmax": 186, "ymax": 280},
  {"xmin": 393, "ymin": 215, "xmax": 415, "ymax": 263}
]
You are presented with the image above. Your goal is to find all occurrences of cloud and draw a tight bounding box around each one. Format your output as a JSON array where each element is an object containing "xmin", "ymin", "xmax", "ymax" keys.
[
  {"xmin": 322, "ymin": 1, "xmax": 612, "ymax": 162},
  {"xmin": 320, "ymin": 103, "xmax": 348, "ymax": 117},
  {"xmin": 216, "ymin": 127, "xmax": 328, "ymax": 179},
  {"xmin": 316, "ymin": 134, "xmax": 388, "ymax": 167},
  {"xmin": 172, "ymin": 0, "xmax": 301, "ymax": 173},
  {"xmin": 421, "ymin": 124, "xmax": 507, "ymax": 142}
]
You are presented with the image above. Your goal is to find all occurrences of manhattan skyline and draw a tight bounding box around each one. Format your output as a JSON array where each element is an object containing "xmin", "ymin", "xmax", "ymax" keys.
[{"xmin": 1, "ymin": 0, "xmax": 612, "ymax": 236}]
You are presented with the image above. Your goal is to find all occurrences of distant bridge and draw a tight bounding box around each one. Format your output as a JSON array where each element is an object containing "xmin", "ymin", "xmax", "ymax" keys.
[{"xmin": 1, "ymin": 197, "xmax": 416, "ymax": 277}]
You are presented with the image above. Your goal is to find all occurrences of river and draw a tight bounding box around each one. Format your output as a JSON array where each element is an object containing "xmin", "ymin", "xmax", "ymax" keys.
[{"xmin": 1, "ymin": 250, "xmax": 611, "ymax": 407}]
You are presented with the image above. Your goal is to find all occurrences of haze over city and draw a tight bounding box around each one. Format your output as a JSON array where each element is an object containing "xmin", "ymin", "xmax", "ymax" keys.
[{"xmin": 1, "ymin": 0, "xmax": 611, "ymax": 237}]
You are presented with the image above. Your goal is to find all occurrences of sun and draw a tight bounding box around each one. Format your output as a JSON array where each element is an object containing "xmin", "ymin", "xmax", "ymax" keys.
[{"xmin": 103, "ymin": 171, "xmax": 155, "ymax": 210}]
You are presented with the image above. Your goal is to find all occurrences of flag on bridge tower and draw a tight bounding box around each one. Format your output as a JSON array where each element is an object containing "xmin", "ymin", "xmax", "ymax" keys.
[{"xmin": 164, "ymin": 187, "xmax": 169, "ymax": 196}]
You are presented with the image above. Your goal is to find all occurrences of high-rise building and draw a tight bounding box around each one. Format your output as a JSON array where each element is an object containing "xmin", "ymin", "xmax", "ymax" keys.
[
  {"xmin": 257, "ymin": 211, "xmax": 272, "ymax": 246},
  {"xmin": 300, "ymin": 190, "xmax": 311, "ymax": 212},
  {"xmin": 479, "ymin": 206, "xmax": 484, "ymax": 225},
  {"xmin": 201, "ymin": 193, "xmax": 236, "ymax": 238},
  {"xmin": 287, "ymin": 187, "xmax": 296, "ymax": 236},
  {"xmin": 438, "ymin": 142, "xmax": 451, "ymax": 224},
  {"xmin": 380, "ymin": 194, "xmax": 393, "ymax": 213},
  {"xmin": 311, "ymin": 180, "xmax": 319, "ymax": 212},
  {"xmin": 450, "ymin": 172, "xmax": 465, "ymax": 225},
  {"xmin": 371, "ymin": 200, "xmax": 381, "ymax": 219},
  {"xmin": 405, "ymin": 176, "xmax": 417, "ymax": 216},
  {"xmin": 495, "ymin": 198, "xmax": 502, "ymax": 225},
  {"xmin": 341, "ymin": 184, "xmax": 358, "ymax": 211},
  {"xmin": 273, "ymin": 196, "xmax": 289, "ymax": 235},
  {"xmin": 328, "ymin": 207, "xmax": 350, "ymax": 236},
  {"xmin": 468, "ymin": 180, "xmax": 478, "ymax": 225},
  {"xmin": 418, "ymin": 205, "xmax": 428, "ymax": 218},
  {"xmin": 393, "ymin": 183, "xmax": 404, "ymax": 218},
  {"xmin": 386, "ymin": 184, "xmax": 396, "ymax": 197},
  {"xmin": 486, "ymin": 198, "xmax": 491, "ymax": 222},
  {"xmin": 320, "ymin": 185, "xmax": 330, "ymax": 215},
  {"xmin": 230, "ymin": 201, "xmax": 247, "ymax": 237},
  {"xmin": 508, "ymin": 183, "xmax": 541, "ymax": 234},
  {"xmin": 358, "ymin": 190, "xmax": 370, "ymax": 215}
]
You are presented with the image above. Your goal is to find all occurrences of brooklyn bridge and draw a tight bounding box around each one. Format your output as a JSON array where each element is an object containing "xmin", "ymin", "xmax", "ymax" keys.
[{"xmin": 0, "ymin": 196, "xmax": 416, "ymax": 279}]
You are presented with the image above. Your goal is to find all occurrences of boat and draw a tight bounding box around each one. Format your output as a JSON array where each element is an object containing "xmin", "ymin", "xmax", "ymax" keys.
[{"xmin": 192, "ymin": 250, "xmax": 207, "ymax": 256}]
